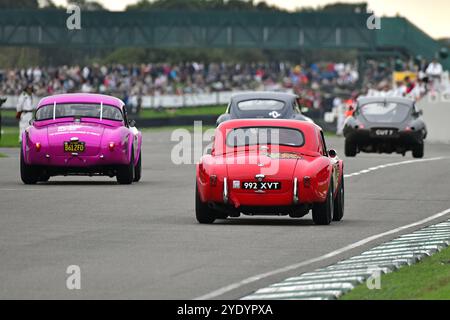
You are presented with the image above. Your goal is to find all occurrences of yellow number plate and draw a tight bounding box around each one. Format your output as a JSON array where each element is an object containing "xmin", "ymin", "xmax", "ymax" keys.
[{"xmin": 64, "ymin": 141, "xmax": 85, "ymax": 153}]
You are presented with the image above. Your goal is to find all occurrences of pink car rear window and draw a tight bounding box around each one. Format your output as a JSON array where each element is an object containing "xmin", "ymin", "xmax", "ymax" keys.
[{"xmin": 36, "ymin": 103, "xmax": 123, "ymax": 121}]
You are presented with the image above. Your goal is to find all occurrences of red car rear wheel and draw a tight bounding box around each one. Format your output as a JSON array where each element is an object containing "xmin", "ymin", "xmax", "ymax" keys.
[
  {"xmin": 333, "ymin": 178, "xmax": 344, "ymax": 222},
  {"xmin": 195, "ymin": 183, "xmax": 216, "ymax": 224},
  {"xmin": 312, "ymin": 182, "xmax": 333, "ymax": 225}
]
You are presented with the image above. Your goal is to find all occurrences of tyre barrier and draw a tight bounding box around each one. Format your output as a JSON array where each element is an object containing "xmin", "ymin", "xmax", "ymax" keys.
[{"xmin": 242, "ymin": 219, "xmax": 450, "ymax": 300}]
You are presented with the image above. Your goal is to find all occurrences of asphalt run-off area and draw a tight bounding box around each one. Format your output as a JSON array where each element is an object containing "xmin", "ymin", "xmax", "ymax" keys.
[{"xmin": 1, "ymin": 112, "xmax": 450, "ymax": 299}]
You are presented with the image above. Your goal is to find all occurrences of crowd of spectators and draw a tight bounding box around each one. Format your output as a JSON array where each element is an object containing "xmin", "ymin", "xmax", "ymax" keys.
[
  {"xmin": 0, "ymin": 61, "xmax": 359, "ymax": 101},
  {"xmin": 361, "ymin": 58, "xmax": 446, "ymax": 100},
  {"xmin": 0, "ymin": 58, "xmax": 445, "ymax": 113}
]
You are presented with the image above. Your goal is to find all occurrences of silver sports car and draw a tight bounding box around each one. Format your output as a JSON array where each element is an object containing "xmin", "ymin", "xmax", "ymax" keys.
[
  {"xmin": 216, "ymin": 92, "xmax": 313, "ymax": 125},
  {"xmin": 343, "ymin": 97, "xmax": 427, "ymax": 158}
]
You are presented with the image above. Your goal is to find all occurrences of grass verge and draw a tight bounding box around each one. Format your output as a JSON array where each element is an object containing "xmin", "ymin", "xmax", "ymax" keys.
[
  {"xmin": 2, "ymin": 105, "xmax": 225, "ymax": 121},
  {"xmin": 141, "ymin": 125, "xmax": 215, "ymax": 133},
  {"xmin": 0, "ymin": 127, "xmax": 19, "ymax": 148},
  {"xmin": 341, "ymin": 245, "xmax": 450, "ymax": 300},
  {"xmin": 1, "ymin": 110, "xmax": 17, "ymax": 118},
  {"xmin": 138, "ymin": 104, "xmax": 226, "ymax": 118}
]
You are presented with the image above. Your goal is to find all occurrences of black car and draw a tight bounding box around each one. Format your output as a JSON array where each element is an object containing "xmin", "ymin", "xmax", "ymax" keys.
[
  {"xmin": 216, "ymin": 92, "xmax": 313, "ymax": 125},
  {"xmin": 344, "ymin": 97, "xmax": 427, "ymax": 158}
]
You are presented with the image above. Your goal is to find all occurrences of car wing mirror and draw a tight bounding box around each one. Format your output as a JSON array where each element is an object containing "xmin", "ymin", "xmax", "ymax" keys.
[
  {"xmin": 413, "ymin": 110, "xmax": 423, "ymax": 117},
  {"xmin": 29, "ymin": 119, "xmax": 35, "ymax": 126},
  {"xmin": 328, "ymin": 149, "xmax": 337, "ymax": 158},
  {"xmin": 301, "ymin": 107, "xmax": 309, "ymax": 113}
]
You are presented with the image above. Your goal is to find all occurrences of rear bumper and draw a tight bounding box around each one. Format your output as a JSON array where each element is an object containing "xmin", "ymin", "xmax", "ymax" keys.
[
  {"xmin": 25, "ymin": 150, "xmax": 129, "ymax": 167},
  {"xmin": 229, "ymin": 191, "xmax": 297, "ymax": 207},
  {"xmin": 35, "ymin": 164, "xmax": 121, "ymax": 177},
  {"xmin": 198, "ymin": 176, "xmax": 327, "ymax": 210},
  {"xmin": 211, "ymin": 202, "xmax": 311, "ymax": 217},
  {"xmin": 345, "ymin": 129, "xmax": 423, "ymax": 149}
]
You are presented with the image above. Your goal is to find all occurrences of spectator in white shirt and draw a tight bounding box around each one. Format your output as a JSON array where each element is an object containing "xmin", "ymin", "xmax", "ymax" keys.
[
  {"xmin": 426, "ymin": 59, "xmax": 443, "ymax": 89},
  {"xmin": 16, "ymin": 84, "xmax": 36, "ymax": 142},
  {"xmin": 426, "ymin": 59, "xmax": 443, "ymax": 78}
]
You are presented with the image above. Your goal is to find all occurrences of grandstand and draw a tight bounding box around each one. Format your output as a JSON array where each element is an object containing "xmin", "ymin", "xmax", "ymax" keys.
[{"xmin": 0, "ymin": 9, "xmax": 448, "ymax": 69}]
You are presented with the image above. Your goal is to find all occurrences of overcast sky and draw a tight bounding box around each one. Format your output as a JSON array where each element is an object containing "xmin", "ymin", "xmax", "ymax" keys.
[{"xmin": 53, "ymin": 0, "xmax": 450, "ymax": 39}]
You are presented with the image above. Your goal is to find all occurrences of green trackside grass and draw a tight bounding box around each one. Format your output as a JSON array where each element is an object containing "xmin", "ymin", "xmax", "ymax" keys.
[
  {"xmin": 137, "ymin": 104, "xmax": 226, "ymax": 119},
  {"xmin": 0, "ymin": 127, "xmax": 20, "ymax": 148},
  {"xmin": 341, "ymin": 246, "xmax": 450, "ymax": 300},
  {"xmin": 1, "ymin": 105, "xmax": 226, "ymax": 120},
  {"xmin": 1, "ymin": 110, "xmax": 17, "ymax": 118},
  {"xmin": 143, "ymin": 126, "xmax": 336, "ymax": 137},
  {"xmin": 0, "ymin": 153, "xmax": 7, "ymax": 158},
  {"xmin": 142, "ymin": 125, "xmax": 215, "ymax": 133}
]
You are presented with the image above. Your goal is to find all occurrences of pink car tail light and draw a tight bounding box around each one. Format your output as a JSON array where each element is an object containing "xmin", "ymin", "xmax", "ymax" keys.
[
  {"xmin": 35, "ymin": 142, "xmax": 42, "ymax": 152},
  {"xmin": 108, "ymin": 142, "xmax": 115, "ymax": 151}
]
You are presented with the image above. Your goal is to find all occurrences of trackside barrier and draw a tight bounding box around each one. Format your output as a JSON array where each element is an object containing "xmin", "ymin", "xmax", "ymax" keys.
[
  {"xmin": 418, "ymin": 92, "xmax": 450, "ymax": 144},
  {"xmin": 0, "ymin": 90, "xmax": 277, "ymax": 109}
]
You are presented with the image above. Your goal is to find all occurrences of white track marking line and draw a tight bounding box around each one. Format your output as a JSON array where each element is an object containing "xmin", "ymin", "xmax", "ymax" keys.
[
  {"xmin": 0, "ymin": 189, "xmax": 43, "ymax": 191},
  {"xmin": 195, "ymin": 156, "xmax": 449, "ymax": 300},
  {"xmin": 344, "ymin": 157, "xmax": 445, "ymax": 178}
]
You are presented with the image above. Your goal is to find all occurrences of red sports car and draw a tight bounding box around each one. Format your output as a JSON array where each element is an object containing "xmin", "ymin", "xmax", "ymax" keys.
[{"xmin": 196, "ymin": 119, "xmax": 344, "ymax": 225}]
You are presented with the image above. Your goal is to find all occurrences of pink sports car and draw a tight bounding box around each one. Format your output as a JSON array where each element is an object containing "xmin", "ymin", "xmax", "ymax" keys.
[{"xmin": 21, "ymin": 93, "xmax": 142, "ymax": 184}]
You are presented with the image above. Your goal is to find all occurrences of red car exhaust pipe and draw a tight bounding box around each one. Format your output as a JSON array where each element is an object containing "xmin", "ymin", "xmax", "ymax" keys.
[
  {"xmin": 293, "ymin": 177, "xmax": 299, "ymax": 204},
  {"xmin": 223, "ymin": 177, "xmax": 228, "ymax": 204}
]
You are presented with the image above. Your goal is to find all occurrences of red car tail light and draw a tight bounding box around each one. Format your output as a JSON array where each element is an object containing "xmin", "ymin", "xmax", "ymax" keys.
[
  {"xmin": 35, "ymin": 142, "xmax": 41, "ymax": 152},
  {"xmin": 210, "ymin": 175, "xmax": 217, "ymax": 186},
  {"xmin": 108, "ymin": 142, "xmax": 115, "ymax": 151},
  {"xmin": 303, "ymin": 176, "xmax": 311, "ymax": 188}
]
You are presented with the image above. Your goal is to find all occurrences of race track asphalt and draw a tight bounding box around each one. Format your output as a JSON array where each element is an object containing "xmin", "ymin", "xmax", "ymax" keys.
[{"xmin": 1, "ymin": 130, "xmax": 450, "ymax": 299}]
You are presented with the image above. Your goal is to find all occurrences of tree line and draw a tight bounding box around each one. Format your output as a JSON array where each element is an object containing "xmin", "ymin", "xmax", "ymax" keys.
[
  {"xmin": 1, "ymin": 0, "xmax": 368, "ymax": 13},
  {"xmin": 0, "ymin": 1, "xmax": 366, "ymax": 67}
]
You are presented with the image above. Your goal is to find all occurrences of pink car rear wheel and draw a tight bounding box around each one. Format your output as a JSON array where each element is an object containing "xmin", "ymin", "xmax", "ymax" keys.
[
  {"xmin": 20, "ymin": 149, "xmax": 39, "ymax": 185},
  {"xmin": 116, "ymin": 149, "xmax": 135, "ymax": 185},
  {"xmin": 133, "ymin": 152, "xmax": 142, "ymax": 182}
]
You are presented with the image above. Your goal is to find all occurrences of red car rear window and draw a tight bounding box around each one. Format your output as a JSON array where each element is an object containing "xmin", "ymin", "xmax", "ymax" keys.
[{"xmin": 226, "ymin": 127, "xmax": 305, "ymax": 148}]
